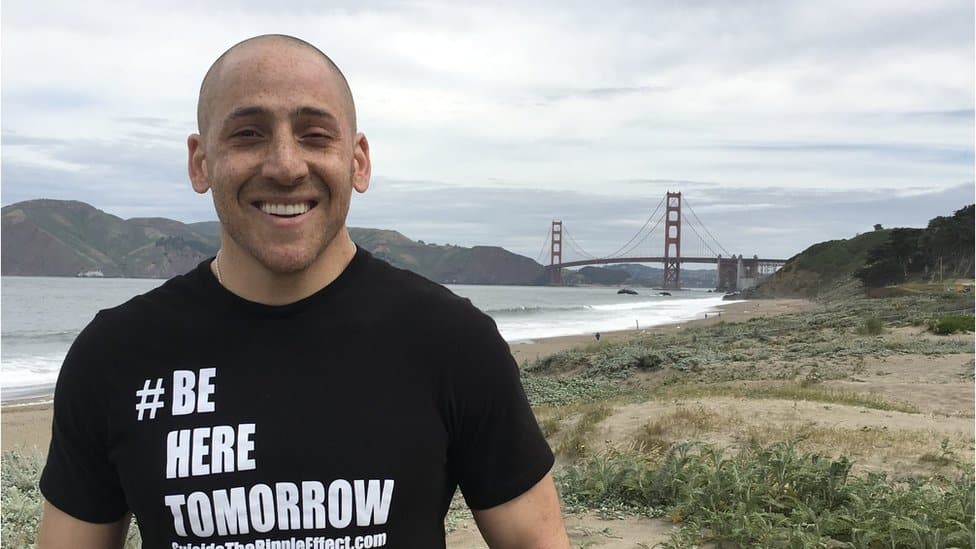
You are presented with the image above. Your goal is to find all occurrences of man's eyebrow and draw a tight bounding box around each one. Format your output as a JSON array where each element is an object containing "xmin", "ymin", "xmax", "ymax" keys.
[
  {"xmin": 222, "ymin": 106, "xmax": 268, "ymax": 124},
  {"xmin": 294, "ymin": 106, "xmax": 339, "ymax": 124},
  {"xmin": 219, "ymin": 105, "xmax": 342, "ymax": 130}
]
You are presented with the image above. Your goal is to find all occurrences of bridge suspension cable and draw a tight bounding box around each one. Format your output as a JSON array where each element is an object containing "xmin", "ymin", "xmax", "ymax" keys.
[
  {"xmin": 535, "ymin": 224, "xmax": 552, "ymax": 264},
  {"xmin": 617, "ymin": 212, "xmax": 666, "ymax": 258},
  {"xmin": 561, "ymin": 226, "xmax": 598, "ymax": 260},
  {"xmin": 683, "ymin": 216, "xmax": 720, "ymax": 257},
  {"xmin": 683, "ymin": 198, "xmax": 732, "ymax": 257},
  {"xmin": 604, "ymin": 195, "xmax": 667, "ymax": 259}
]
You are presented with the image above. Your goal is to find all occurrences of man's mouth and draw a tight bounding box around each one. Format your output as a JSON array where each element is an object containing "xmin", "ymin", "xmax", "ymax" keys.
[{"xmin": 256, "ymin": 201, "xmax": 317, "ymax": 218}]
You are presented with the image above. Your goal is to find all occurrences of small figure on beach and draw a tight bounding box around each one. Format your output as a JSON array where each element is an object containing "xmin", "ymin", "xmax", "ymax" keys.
[
  {"xmin": 37, "ymin": 34, "xmax": 568, "ymax": 548},
  {"xmin": 595, "ymin": 332, "xmax": 601, "ymax": 341}
]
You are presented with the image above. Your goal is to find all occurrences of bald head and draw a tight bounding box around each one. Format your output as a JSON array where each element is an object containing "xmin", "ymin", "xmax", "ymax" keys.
[{"xmin": 196, "ymin": 34, "xmax": 356, "ymax": 137}]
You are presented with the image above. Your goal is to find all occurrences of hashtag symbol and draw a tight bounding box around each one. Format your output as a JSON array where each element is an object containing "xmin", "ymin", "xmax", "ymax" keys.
[{"xmin": 135, "ymin": 378, "xmax": 165, "ymax": 421}]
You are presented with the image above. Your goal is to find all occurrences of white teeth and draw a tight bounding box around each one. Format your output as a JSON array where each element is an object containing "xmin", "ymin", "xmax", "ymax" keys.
[{"xmin": 260, "ymin": 202, "xmax": 311, "ymax": 216}]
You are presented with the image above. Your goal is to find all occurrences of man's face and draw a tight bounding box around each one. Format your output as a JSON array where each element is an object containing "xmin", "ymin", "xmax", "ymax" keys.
[{"xmin": 189, "ymin": 41, "xmax": 369, "ymax": 275}]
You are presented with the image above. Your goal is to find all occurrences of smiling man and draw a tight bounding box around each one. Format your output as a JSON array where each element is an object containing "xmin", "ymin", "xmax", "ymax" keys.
[{"xmin": 37, "ymin": 35, "xmax": 569, "ymax": 549}]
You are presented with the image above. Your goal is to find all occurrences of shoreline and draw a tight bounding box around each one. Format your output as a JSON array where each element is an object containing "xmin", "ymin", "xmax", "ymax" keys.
[
  {"xmin": 1, "ymin": 298, "xmax": 814, "ymax": 453},
  {"xmin": 509, "ymin": 298, "xmax": 812, "ymax": 364},
  {"xmin": 1, "ymin": 285, "xmax": 729, "ymax": 405},
  {"xmin": 1, "ymin": 384, "xmax": 58, "ymax": 405},
  {"xmin": 0, "ymin": 295, "xmax": 738, "ymax": 405}
]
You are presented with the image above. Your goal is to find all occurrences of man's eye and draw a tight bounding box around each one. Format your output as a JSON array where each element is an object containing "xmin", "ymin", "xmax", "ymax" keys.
[
  {"xmin": 232, "ymin": 129, "xmax": 261, "ymax": 138},
  {"xmin": 302, "ymin": 132, "xmax": 333, "ymax": 143}
]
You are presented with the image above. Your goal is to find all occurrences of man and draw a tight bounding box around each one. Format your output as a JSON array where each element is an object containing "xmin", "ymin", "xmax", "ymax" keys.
[{"xmin": 38, "ymin": 35, "xmax": 570, "ymax": 549}]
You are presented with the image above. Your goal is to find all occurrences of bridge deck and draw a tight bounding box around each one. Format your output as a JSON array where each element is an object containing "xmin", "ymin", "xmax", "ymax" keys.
[{"xmin": 549, "ymin": 257, "xmax": 787, "ymax": 269}]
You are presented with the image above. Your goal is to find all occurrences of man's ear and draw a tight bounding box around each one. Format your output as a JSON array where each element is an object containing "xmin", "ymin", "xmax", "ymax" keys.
[
  {"xmin": 352, "ymin": 133, "xmax": 371, "ymax": 193},
  {"xmin": 188, "ymin": 134, "xmax": 210, "ymax": 194}
]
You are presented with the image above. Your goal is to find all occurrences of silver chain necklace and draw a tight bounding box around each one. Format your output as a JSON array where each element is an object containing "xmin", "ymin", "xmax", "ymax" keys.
[{"xmin": 213, "ymin": 251, "xmax": 223, "ymax": 285}]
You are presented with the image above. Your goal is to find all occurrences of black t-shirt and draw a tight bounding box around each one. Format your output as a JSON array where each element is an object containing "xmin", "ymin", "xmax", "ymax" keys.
[{"xmin": 41, "ymin": 248, "xmax": 553, "ymax": 549}]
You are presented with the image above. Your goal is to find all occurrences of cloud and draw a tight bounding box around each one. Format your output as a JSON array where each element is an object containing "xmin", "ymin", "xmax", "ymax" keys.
[
  {"xmin": 4, "ymin": 90, "xmax": 100, "ymax": 110},
  {"xmin": 901, "ymin": 109, "xmax": 975, "ymax": 120},
  {"xmin": 536, "ymin": 86, "xmax": 669, "ymax": 103},
  {"xmin": 720, "ymin": 141, "xmax": 974, "ymax": 167}
]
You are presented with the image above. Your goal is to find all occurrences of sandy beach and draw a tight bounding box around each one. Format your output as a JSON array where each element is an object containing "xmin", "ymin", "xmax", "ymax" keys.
[{"xmin": 0, "ymin": 299, "xmax": 811, "ymax": 454}]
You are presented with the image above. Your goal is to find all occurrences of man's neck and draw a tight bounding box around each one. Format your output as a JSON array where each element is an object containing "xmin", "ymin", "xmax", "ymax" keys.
[{"xmin": 212, "ymin": 231, "xmax": 358, "ymax": 305}]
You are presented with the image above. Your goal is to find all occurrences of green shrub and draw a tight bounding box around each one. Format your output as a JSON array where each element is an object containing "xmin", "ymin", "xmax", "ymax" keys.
[
  {"xmin": 2, "ymin": 450, "xmax": 45, "ymax": 548},
  {"xmin": 520, "ymin": 376, "xmax": 622, "ymax": 405},
  {"xmin": 557, "ymin": 445, "xmax": 664, "ymax": 517},
  {"xmin": 927, "ymin": 315, "xmax": 975, "ymax": 335},
  {"xmin": 558, "ymin": 441, "xmax": 975, "ymax": 548},
  {"xmin": 857, "ymin": 316, "xmax": 884, "ymax": 335},
  {"xmin": 1, "ymin": 451, "xmax": 143, "ymax": 548},
  {"xmin": 555, "ymin": 404, "xmax": 614, "ymax": 459}
]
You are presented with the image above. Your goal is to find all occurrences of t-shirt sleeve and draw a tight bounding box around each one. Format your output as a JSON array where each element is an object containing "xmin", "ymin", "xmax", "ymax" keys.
[
  {"xmin": 40, "ymin": 313, "xmax": 129, "ymax": 523},
  {"xmin": 445, "ymin": 306, "xmax": 554, "ymax": 510}
]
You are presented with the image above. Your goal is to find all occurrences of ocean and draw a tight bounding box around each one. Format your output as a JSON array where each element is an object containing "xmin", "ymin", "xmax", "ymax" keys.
[{"xmin": 1, "ymin": 276, "xmax": 730, "ymax": 402}]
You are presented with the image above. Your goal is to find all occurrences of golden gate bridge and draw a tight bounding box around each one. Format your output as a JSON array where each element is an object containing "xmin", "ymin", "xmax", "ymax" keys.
[{"xmin": 535, "ymin": 192, "xmax": 787, "ymax": 290}]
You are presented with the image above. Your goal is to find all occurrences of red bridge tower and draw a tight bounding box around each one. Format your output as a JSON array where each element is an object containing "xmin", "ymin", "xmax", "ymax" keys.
[
  {"xmin": 662, "ymin": 191, "xmax": 681, "ymax": 289},
  {"xmin": 549, "ymin": 220, "xmax": 562, "ymax": 285}
]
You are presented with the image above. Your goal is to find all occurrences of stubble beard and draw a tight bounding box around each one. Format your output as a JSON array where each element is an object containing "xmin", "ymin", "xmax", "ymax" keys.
[{"xmin": 215, "ymin": 182, "xmax": 351, "ymax": 277}]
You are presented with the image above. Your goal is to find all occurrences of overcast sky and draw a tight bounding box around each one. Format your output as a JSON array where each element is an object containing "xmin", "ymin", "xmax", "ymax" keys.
[{"xmin": 2, "ymin": 1, "xmax": 973, "ymax": 263}]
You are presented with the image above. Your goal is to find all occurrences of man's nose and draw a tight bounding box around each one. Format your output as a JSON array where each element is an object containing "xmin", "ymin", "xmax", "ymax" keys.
[{"xmin": 261, "ymin": 134, "xmax": 309, "ymax": 185}]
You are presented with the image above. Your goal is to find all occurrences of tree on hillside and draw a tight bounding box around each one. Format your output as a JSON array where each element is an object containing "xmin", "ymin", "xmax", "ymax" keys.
[
  {"xmin": 856, "ymin": 204, "xmax": 975, "ymax": 287},
  {"xmin": 856, "ymin": 228, "xmax": 925, "ymax": 286},
  {"xmin": 920, "ymin": 205, "xmax": 974, "ymax": 278}
]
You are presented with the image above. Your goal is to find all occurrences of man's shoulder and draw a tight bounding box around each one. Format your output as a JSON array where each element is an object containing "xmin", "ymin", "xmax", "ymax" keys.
[
  {"xmin": 94, "ymin": 261, "xmax": 211, "ymax": 329},
  {"xmin": 358, "ymin": 251, "xmax": 480, "ymax": 316},
  {"xmin": 356, "ymin": 251, "xmax": 503, "ymax": 343},
  {"xmin": 57, "ymin": 262, "xmax": 211, "ymax": 374}
]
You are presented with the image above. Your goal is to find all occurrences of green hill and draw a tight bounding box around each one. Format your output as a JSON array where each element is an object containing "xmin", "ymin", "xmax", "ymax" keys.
[
  {"xmin": 347, "ymin": 227, "xmax": 545, "ymax": 284},
  {"xmin": 750, "ymin": 204, "xmax": 975, "ymax": 299},
  {"xmin": 1, "ymin": 199, "xmax": 547, "ymax": 284},
  {"xmin": 1, "ymin": 200, "xmax": 220, "ymax": 278}
]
